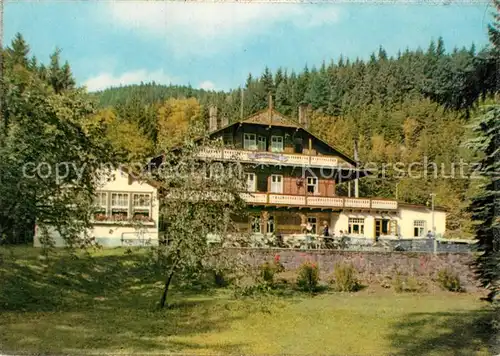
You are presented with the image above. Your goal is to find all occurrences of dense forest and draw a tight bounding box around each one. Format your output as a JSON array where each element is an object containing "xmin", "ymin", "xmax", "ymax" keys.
[{"xmin": 91, "ymin": 36, "xmax": 498, "ymax": 239}]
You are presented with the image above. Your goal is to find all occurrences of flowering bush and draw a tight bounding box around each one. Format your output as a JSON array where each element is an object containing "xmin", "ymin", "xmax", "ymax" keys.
[
  {"xmin": 94, "ymin": 213, "xmax": 108, "ymax": 221},
  {"xmin": 258, "ymin": 255, "xmax": 285, "ymax": 286},
  {"xmin": 297, "ymin": 260, "xmax": 320, "ymax": 292},
  {"xmin": 274, "ymin": 254, "xmax": 285, "ymax": 273},
  {"xmin": 92, "ymin": 214, "xmax": 154, "ymax": 223},
  {"xmin": 132, "ymin": 215, "xmax": 154, "ymax": 223}
]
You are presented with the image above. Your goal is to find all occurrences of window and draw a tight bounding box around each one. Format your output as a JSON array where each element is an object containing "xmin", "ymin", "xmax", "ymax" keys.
[
  {"xmin": 95, "ymin": 192, "xmax": 107, "ymax": 210},
  {"xmin": 267, "ymin": 216, "xmax": 275, "ymax": 234},
  {"xmin": 257, "ymin": 136, "xmax": 266, "ymax": 151},
  {"xmin": 348, "ymin": 218, "xmax": 365, "ymax": 235},
  {"xmin": 251, "ymin": 216, "xmax": 262, "ymax": 233},
  {"xmin": 307, "ymin": 217, "xmax": 317, "ymax": 234},
  {"xmin": 414, "ymin": 220, "xmax": 426, "ymax": 237},
  {"xmin": 245, "ymin": 173, "xmax": 256, "ymax": 192},
  {"xmin": 270, "ymin": 175, "xmax": 283, "ymax": 193},
  {"xmin": 94, "ymin": 192, "xmax": 108, "ymax": 219},
  {"xmin": 223, "ymin": 134, "xmax": 233, "ymax": 146},
  {"xmin": 244, "ymin": 133, "xmax": 257, "ymax": 150},
  {"xmin": 133, "ymin": 193, "xmax": 151, "ymax": 208},
  {"xmin": 271, "ymin": 136, "xmax": 284, "ymax": 152},
  {"xmin": 111, "ymin": 193, "xmax": 129, "ymax": 218},
  {"xmin": 307, "ymin": 177, "xmax": 318, "ymax": 194},
  {"xmin": 133, "ymin": 193, "xmax": 152, "ymax": 219},
  {"xmin": 111, "ymin": 193, "xmax": 129, "ymax": 207}
]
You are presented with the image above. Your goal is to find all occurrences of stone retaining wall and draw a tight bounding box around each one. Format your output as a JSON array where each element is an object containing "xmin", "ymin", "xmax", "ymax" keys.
[{"xmin": 225, "ymin": 248, "xmax": 480, "ymax": 290}]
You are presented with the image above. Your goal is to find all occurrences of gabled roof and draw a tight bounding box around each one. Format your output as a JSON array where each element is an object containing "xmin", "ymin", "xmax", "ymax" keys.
[
  {"xmin": 242, "ymin": 108, "xmax": 300, "ymax": 128},
  {"xmin": 210, "ymin": 108, "xmax": 357, "ymax": 166},
  {"xmin": 212, "ymin": 108, "xmax": 300, "ymax": 134},
  {"xmin": 119, "ymin": 166, "xmax": 162, "ymax": 189}
]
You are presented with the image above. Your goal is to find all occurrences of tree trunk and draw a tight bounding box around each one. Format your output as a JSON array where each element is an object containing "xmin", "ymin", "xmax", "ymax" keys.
[{"xmin": 159, "ymin": 259, "xmax": 178, "ymax": 309}]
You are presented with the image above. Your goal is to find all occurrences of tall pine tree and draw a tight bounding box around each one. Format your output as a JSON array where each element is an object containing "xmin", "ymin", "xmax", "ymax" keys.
[{"xmin": 467, "ymin": 104, "xmax": 500, "ymax": 301}]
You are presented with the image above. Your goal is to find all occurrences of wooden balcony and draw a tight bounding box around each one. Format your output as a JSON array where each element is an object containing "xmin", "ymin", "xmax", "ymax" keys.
[
  {"xmin": 242, "ymin": 192, "xmax": 398, "ymax": 210},
  {"xmin": 198, "ymin": 148, "xmax": 348, "ymax": 168}
]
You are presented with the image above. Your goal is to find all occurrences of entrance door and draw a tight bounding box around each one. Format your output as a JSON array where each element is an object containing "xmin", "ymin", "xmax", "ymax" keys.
[
  {"xmin": 375, "ymin": 219, "xmax": 383, "ymax": 238},
  {"xmin": 375, "ymin": 219, "xmax": 396, "ymax": 238}
]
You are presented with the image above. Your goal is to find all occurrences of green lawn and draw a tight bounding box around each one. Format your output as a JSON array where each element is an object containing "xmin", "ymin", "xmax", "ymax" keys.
[{"xmin": 0, "ymin": 246, "xmax": 494, "ymax": 355}]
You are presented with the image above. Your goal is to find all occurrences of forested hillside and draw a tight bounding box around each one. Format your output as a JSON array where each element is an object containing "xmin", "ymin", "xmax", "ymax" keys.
[
  {"xmin": 2, "ymin": 25, "xmax": 498, "ymax": 242},
  {"xmin": 92, "ymin": 36, "xmax": 498, "ymax": 238}
]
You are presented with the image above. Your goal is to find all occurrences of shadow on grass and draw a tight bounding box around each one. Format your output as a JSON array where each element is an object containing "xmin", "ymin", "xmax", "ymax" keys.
[
  {"xmin": 0, "ymin": 247, "xmax": 250, "ymax": 354},
  {"xmin": 166, "ymin": 340, "xmax": 248, "ymax": 354},
  {"xmin": 389, "ymin": 307, "xmax": 496, "ymax": 356},
  {"xmin": 0, "ymin": 247, "xmax": 219, "ymax": 312},
  {"xmin": 0, "ymin": 297, "xmax": 247, "ymax": 354}
]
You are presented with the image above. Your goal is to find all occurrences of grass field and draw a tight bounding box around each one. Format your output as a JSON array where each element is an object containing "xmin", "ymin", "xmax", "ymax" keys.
[{"xmin": 0, "ymin": 246, "xmax": 495, "ymax": 355}]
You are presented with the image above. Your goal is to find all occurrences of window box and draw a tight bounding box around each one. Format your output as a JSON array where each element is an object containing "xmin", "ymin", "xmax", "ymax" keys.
[
  {"xmin": 133, "ymin": 211, "xmax": 153, "ymax": 221},
  {"xmin": 91, "ymin": 214, "xmax": 155, "ymax": 226},
  {"xmin": 94, "ymin": 212, "xmax": 107, "ymax": 221}
]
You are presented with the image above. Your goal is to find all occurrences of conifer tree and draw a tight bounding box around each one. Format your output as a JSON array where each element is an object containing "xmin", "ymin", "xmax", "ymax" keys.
[
  {"xmin": 7, "ymin": 32, "xmax": 29, "ymax": 67},
  {"xmin": 466, "ymin": 104, "xmax": 500, "ymax": 301},
  {"xmin": 305, "ymin": 71, "xmax": 329, "ymax": 111},
  {"xmin": 467, "ymin": 1, "xmax": 500, "ymax": 302},
  {"xmin": 275, "ymin": 79, "xmax": 292, "ymax": 116},
  {"xmin": 261, "ymin": 66, "xmax": 274, "ymax": 95},
  {"xmin": 274, "ymin": 67, "xmax": 284, "ymax": 88},
  {"xmin": 490, "ymin": 0, "xmax": 500, "ymax": 51}
]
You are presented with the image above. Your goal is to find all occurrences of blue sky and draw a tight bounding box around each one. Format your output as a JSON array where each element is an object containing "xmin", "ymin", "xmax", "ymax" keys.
[{"xmin": 5, "ymin": 1, "xmax": 494, "ymax": 92}]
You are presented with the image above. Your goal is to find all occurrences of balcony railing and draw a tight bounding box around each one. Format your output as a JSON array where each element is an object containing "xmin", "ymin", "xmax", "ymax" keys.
[
  {"xmin": 198, "ymin": 148, "xmax": 348, "ymax": 168},
  {"xmin": 165, "ymin": 189, "xmax": 397, "ymax": 210},
  {"xmin": 242, "ymin": 192, "xmax": 398, "ymax": 210}
]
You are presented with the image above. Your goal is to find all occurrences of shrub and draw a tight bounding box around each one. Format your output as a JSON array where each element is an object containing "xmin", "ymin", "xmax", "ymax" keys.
[
  {"xmin": 258, "ymin": 255, "xmax": 285, "ymax": 286},
  {"xmin": 392, "ymin": 273, "xmax": 423, "ymax": 293},
  {"xmin": 297, "ymin": 261, "xmax": 320, "ymax": 292},
  {"xmin": 393, "ymin": 273, "xmax": 405, "ymax": 293},
  {"xmin": 331, "ymin": 262, "xmax": 361, "ymax": 292},
  {"xmin": 259, "ymin": 262, "xmax": 276, "ymax": 285},
  {"xmin": 437, "ymin": 268, "xmax": 462, "ymax": 292}
]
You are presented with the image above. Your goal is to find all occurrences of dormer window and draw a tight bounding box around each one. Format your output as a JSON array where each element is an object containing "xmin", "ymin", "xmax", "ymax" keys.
[
  {"xmin": 271, "ymin": 136, "xmax": 284, "ymax": 152},
  {"xmin": 244, "ymin": 133, "xmax": 257, "ymax": 150}
]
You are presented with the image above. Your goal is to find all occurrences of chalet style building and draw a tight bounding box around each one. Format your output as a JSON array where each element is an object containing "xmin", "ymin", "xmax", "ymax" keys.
[{"xmin": 151, "ymin": 103, "xmax": 447, "ymax": 243}]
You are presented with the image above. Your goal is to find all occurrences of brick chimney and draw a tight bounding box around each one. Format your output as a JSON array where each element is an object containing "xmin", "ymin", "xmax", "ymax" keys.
[
  {"xmin": 298, "ymin": 105, "xmax": 309, "ymax": 129},
  {"xmin": 209, "ymin": 106, "xmax": 218, "ymax": 132}
]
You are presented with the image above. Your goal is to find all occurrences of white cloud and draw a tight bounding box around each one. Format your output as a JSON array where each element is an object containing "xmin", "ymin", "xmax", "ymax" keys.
[
  {"xmin": 199, "ymin": 80, "xmax": 216, "ymax": 91},
  {"xmin": 83, "ymin": 69, "xmax": 173, "ymax": 92},
  {"xmin": 106, "ymin": 2, "xmax": 341, "ymax": 56}
]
